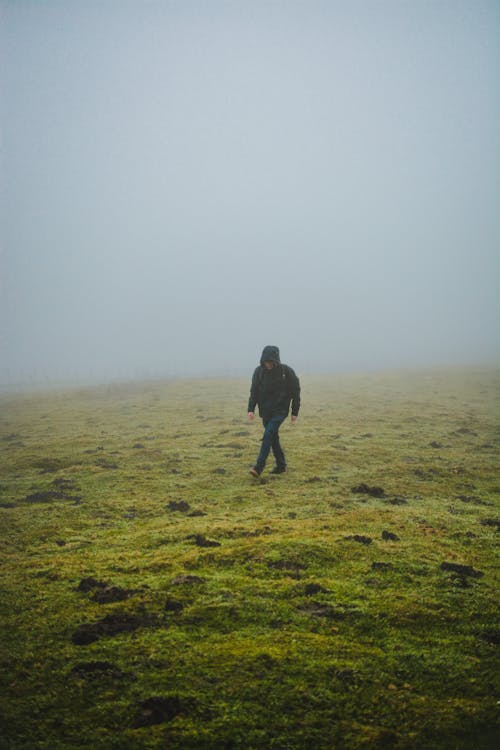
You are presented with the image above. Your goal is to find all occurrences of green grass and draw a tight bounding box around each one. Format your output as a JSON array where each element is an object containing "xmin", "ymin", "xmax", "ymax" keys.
[{"xmin": 0, "ymin": 369, "xmax": 499, "ymax": 749}]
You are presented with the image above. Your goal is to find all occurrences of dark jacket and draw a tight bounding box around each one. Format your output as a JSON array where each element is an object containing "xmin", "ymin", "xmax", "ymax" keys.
[{"xmin": 248, "ymin": 346, "xmax": 301, "ymax": 421}]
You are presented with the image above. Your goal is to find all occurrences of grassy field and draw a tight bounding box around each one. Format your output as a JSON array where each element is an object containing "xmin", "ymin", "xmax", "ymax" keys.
[{"xmin": 0, "ymin": 368, "xmax": 499, "ymax": 749}]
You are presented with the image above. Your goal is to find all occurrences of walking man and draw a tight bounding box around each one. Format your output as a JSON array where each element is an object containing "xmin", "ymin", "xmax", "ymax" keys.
[{"xmin": 247, "ymin": 345, "xmax": 301, "ymax": 477}]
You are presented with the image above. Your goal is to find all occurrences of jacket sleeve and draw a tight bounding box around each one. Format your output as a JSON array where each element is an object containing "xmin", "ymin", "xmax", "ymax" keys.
[
  {"xmin": 286, "ymin": 366, "xmax": 301, "ymax": 416},
  {"xmin": 247, "ymin": 367, "xmax": 260, "ymax": 413}
]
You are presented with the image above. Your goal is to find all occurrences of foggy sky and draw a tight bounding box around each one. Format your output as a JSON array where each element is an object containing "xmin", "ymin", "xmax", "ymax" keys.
[{"xmin": 1, "ymin": 0, "xmax": 499, "ymax": 384}]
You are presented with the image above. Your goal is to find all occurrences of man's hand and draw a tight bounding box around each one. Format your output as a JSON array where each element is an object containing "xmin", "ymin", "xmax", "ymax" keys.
[
  {"xmin": 291, "ymin": 415, "xmax": 298, "ymax": 424},
  {"xmin": 248, "ymin": 412, "xmax": 255, "ymax": 421}
]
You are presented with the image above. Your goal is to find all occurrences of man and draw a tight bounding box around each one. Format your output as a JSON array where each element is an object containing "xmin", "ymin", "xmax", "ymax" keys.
[{"xmin": 247, "ymin": 345, "xmax": 301, "ymax": 477}]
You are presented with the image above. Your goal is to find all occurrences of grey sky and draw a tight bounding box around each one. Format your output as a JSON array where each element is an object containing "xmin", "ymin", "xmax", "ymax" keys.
[{"xmin": 1, "ymin": 0, "xmax": 499, "ymax": 383}]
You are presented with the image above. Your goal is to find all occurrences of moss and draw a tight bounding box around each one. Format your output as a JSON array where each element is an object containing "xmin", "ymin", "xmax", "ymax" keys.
[{"xmin": 0, "ymin": 370, "xmax": 498, "ymax": 748}]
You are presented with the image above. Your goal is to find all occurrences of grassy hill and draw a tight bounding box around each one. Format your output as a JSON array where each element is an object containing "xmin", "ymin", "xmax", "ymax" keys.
[{"xmin": 0, "ymin": 369, "xmax": 498, "ymax": 749}]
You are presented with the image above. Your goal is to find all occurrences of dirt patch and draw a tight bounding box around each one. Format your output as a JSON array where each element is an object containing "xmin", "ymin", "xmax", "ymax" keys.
[
  {"xmin": 167, "ymin": 500, "xmax": 191, "ymax": 512},
  {"xmin": 189, "ymin": 534, "xmax": 221, "ymax": 548},
  {"xmin": 72, "ymin": 612, "xmax": 155, "ymax": 645},
  {"xmin": 165, "ymin": 598, "xmax": 184, "ymax": 613},
  {"xmin": 480, "ymin": 518, "xmax": 500, "ymax": 530},
  {"xmin": 351, "ymin": 483, "xmax": 386, "ymax": 498},
  {"xmin": 478, "ymin": 629, "xmax": 500, "ymax": 645},
  {"xmin": 382, "ymin": 530, "xmax": 400, "ymax": 541},
  {"xmin": 304, "ymin": 583, "xmax": 330, "ymax": 596},
  {"xmin": 76, "ymin": 577, "xmax": 135, "ymax": 603},
  {"xmin": 92, "ymin": 586, "xmax": 135, "ymax": 604},
  {"xmin": 388, "ymin": 496, "xmax": 408, "ymax": 505},
  {"xmin": 24, "ymin": 477, "xmax": 82, "ymax": 504},
  {"xmin": 77, "ymin": 577, "xmax": 108, "ymax": 592},
  {"xmin": 345, "ymin": 535, "xmax": 373, "ymax": 545},
  {"xmin": 132, "ymin": 696, "xmax": 185, "ymax": 727},
  {"xmin": 440, "ymin": 562, "xmax": 484, "ymax": 579}
]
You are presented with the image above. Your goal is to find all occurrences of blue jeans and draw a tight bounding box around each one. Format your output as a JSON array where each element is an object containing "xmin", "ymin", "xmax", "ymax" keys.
[{"xmin": 255, "ymin": 415, "xmax": 286, "ymax": 471}]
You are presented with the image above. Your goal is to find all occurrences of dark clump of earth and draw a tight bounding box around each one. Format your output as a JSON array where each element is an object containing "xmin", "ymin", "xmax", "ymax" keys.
[
  {"xmin": 478, "ymin": 629, "xmax": 500, "ymax": 645},
  {"xmin": 190, "ymin": 534, "xmax": 221, "ymax": 548},
  {"xmin": 133, "ymin": 696, "xmax": 186, "ymax": 727},
  {"xmin": 304, "ymin": 583, "xmax": 329, "ymax": 596},
  {"xmin": 77, "ymin": 577, "xmax": 108, "ymax": 592},
  {"xmin": 165, "ymin": 598, "xmax": 184, "ymax": 613},
  {"xmin": 382, "ymin": 530, "xmax": 400, "ymax": 541},
  {"xmin": 25, "ymin": 477, "xmax": 82, "ymax": 504},
  {"xmin": 480, "ymin": 518, "xmax": 500, "ymax": 530},
  {"xmin": 76, "ymin": 577, "xmax": 136, "ymax": 603},
  {"xmin": 92, "ymin": 586, "xmax": 134, "ymax": 604},
  {"xmin": 72, "ymin": 612, "xmax": 154, "ymax": 645},
  {"xmin": 388, "ymin": 496, "xmax": 408, "ymax": 505},
  {"xmin": 24, "ymin": 489, "xmax": 61, "ymax": 503},
  {"xmin": 345, "ymin": 534, "xmax": 373, "ymax": 545},
  {"xmin": 351, "ymin": 483, "xmax": 386, "ymax": 498},
  {"xmin": 440, "ymin": 562, "xmax": 484, "ymax": 578},
  {"xmin": 167, "ymin": 499, "xmax": 191, "ymax": 512}
]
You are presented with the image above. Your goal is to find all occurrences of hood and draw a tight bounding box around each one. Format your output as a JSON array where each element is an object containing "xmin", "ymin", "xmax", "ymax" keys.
[{"xmin": 260, "ymin": 345, "xmax": 281, "ymax": 365}]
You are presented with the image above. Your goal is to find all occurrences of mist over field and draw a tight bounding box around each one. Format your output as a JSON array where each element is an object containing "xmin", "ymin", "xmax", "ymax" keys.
[{"xmin": 1, "ymin": 0, "xmax": 499, "ymax": 385}]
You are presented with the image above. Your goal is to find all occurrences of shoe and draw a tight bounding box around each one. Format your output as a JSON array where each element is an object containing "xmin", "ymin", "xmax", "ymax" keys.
[
  {"xmin": 270, "ymin": 465, "xmax": 286, "ymax": 474},
  {"xmin": 249, "ymin": 466, "xmax": 261, "ymax": 477}
]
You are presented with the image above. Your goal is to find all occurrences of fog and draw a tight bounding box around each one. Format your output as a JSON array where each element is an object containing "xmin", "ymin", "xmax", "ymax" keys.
[{"xmin": 1, "ymin": 0, "xmax": 498, "ymax": 385}]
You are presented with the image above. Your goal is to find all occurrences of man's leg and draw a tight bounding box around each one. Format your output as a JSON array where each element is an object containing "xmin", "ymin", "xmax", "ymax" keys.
[
  {"xmin": 254, "ymin": 416, "xmax": 285, "ymax": 473},
  {"xmin": 271, "ymin": 431, "xmax": 286, "ymax": 470}
]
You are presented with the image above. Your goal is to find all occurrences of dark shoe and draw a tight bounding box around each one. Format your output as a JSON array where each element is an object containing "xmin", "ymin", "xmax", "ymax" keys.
[
  {"xmin": 249, "ymin": 466, "xmax": 261, "ymax": 477},
  {"xmin": 270, "ymin": 465, "xmax": 286, "ymax": 474}
]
